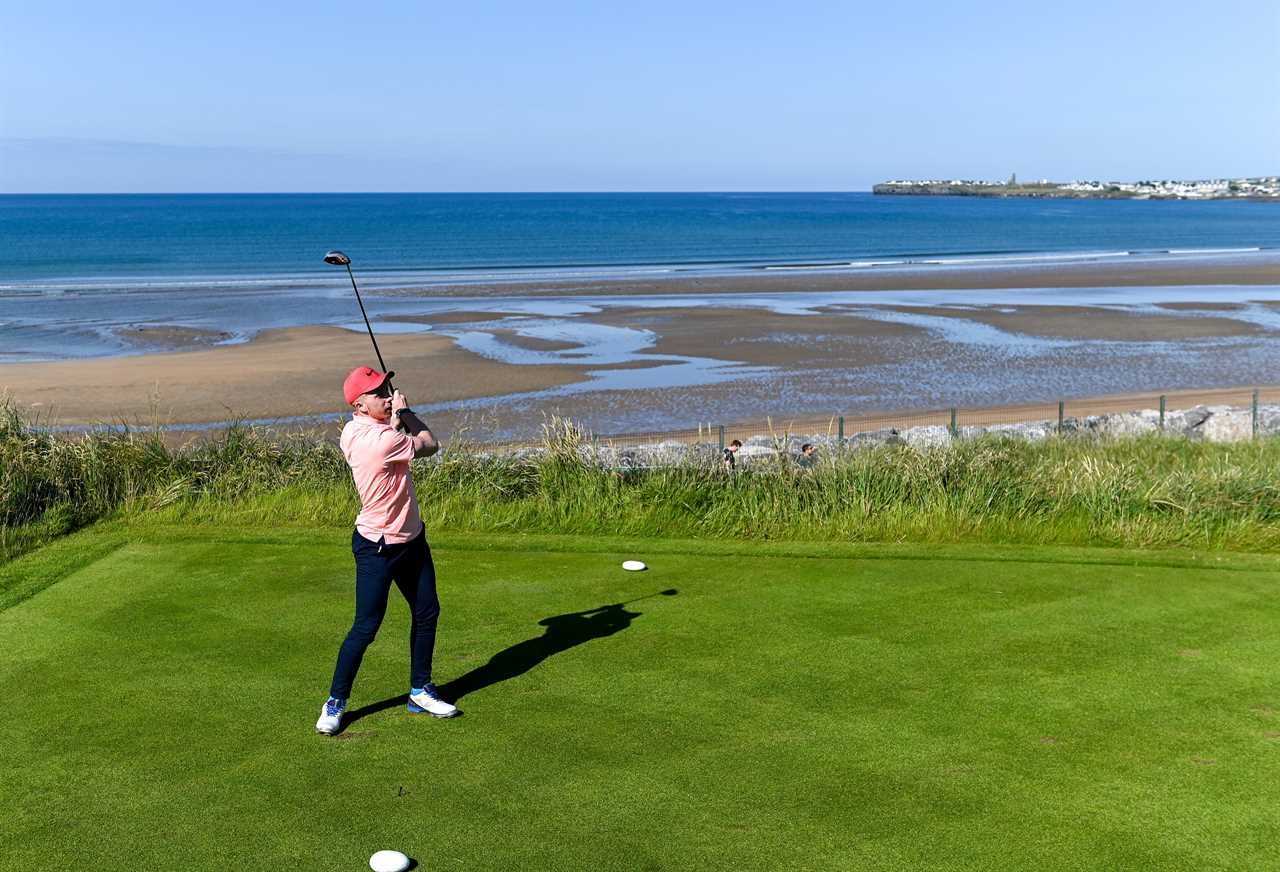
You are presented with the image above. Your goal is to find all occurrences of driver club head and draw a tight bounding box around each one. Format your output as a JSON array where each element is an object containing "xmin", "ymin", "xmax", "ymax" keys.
[{"xmin": 323, "ymin": 250, "xmax": 351, "ymax": 266}]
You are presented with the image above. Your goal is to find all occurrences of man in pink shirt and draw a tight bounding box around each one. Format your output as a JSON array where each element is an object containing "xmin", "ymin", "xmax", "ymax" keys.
[{"xmin": 316, "ymin": 366, "xmax": 459, "ymax": 735}]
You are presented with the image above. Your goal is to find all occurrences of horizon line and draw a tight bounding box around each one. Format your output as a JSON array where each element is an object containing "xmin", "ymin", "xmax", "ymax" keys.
[{"xmin": 0, "ymin": 189, "xmax": 882, "ymax": 196}]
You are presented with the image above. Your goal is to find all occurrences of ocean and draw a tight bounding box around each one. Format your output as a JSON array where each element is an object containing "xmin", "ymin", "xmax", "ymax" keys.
[{"xmin": 5, "ymin": 192, "xmax": 1280, "ymax": 289}]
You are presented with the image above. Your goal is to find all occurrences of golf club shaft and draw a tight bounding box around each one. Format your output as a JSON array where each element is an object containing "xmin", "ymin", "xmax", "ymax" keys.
[
  {"xmin": 345, "ymin": 263, "xmax": 392, "ymax": 390},
  {"xmin": 342, "ymin": 261, "xmax": 409, "ymax": 432}
]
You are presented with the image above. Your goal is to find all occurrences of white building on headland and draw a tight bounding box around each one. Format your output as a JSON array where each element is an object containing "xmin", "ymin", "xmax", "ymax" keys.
[
  {"xmin": 882, "ymin": 176, "xmax": 1279, "ymax": 198},
  {"xmin": 1055, "ymin": 177, "xmax": 1278, "ymax": 198}
]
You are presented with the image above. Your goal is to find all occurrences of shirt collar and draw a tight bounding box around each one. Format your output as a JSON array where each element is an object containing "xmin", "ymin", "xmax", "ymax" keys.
[{"xmin": 350, "ymin": 412, "xmax": 394, "ymax": 429}]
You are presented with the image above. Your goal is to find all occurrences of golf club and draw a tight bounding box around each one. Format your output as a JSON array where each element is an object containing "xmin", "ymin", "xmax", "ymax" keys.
[{"xmin": 324, "ymin": 250, "xmax": 392, "ymax": 391}]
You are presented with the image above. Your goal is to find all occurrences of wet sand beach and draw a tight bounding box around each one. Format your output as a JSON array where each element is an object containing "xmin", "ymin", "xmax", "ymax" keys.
[
  {"xmin": 382, "ymin": 253, "xmax": 1280, "ymax": 298},
  {"xmin": 585, "ymin": 307, "xmax": 926, "ymax": 368},
  {"xmin": 114, "ymin": 325, "xmax": 236, "ymax": 350},
  {"xmin": 871, "ymin": 305, "xmax": 1264, "ymax": 341},
  {"xmin": 7, "ymin": 276, "xmax": 1280, "ymax": 440}
]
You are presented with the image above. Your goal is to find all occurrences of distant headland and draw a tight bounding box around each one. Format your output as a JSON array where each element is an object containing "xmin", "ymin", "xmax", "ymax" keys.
[{"xmin": 873, "ymin": 174, "xmax": 1280, "ymax": 200}]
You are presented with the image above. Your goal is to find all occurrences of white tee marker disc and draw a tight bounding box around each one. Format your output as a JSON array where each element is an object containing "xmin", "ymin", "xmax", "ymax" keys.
[
  {"xmin": 370, "ymin": 850, "xmax": 411, "ymax": 872},
  {"xmin": 622, "ymin": 560, "xmax": 647, "ymax": 571}
]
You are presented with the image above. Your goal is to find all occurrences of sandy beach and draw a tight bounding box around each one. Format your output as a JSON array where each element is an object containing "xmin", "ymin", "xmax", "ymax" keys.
[
  {"xmin": 6, "ymin": 260, "xmax": 1280, "ymax": 440},
  {"xmin": 2, "ymin": 326, "xmax": 584, "ymax": 427}
]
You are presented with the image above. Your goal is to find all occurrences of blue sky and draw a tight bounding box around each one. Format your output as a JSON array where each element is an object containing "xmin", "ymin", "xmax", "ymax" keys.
[{"xmin": 2, "ymin": 1, "xmax": 1277, "ymax": 191}]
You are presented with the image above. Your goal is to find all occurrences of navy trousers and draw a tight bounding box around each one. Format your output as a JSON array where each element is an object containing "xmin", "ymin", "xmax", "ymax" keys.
[{"xmin": 329, "ymin": 528, "xmax": 440, "ymax": 700}]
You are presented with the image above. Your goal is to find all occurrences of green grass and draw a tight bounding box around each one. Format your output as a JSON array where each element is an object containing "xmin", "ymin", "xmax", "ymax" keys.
[{"xmin": 4, "ymin": 523, "xmax": 1280, "ymax": 870}]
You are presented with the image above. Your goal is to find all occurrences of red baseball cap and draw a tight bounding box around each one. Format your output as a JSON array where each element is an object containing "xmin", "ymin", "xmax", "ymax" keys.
[{"xmin": 343, "ymin": 366, "xmax": 394, "ymax": 405}]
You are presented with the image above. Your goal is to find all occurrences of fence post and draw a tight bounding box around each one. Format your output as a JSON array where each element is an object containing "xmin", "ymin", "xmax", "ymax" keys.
[
  {"xmin": 1253, "ymin": 389, "xmax": 1259, "ymax": 439},
  {"xmin": 1057, "ymin": 400, "xmax": 1064, "ymax": 434},
  {"xmin": 837, "ymin": 415, "xmax": 844, "ymax": 444},
  {"xmin": 949, "ymin": 407, "xmax": 957, "ymax": 438},
  {"xmin": 718, "ymin": 424, "xmax": 725, "ymax": 451},
  {"xmin": 1159, "ymin": 395, "xmax": 1166, "ymax": 431}
]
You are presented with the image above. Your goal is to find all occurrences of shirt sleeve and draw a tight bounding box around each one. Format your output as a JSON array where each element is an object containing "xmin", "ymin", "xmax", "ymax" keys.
[{"xmin": 377, "ymin": 429, "xmax": 416, "ymax": 465}]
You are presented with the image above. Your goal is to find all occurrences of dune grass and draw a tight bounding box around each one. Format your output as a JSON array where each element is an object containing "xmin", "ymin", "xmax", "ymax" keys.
[
  {"xmin": 6, "ymin": 402, "xmax": 1280, "ymax": 567},
  {"xmin": 3, "ymin": 523, "xmax": 1280, "ymax": 870}
]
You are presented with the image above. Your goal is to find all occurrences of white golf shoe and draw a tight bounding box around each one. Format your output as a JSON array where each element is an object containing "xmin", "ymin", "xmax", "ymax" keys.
[
  {"xmin": 315, "ymin": 697, "xmax": 346, "ymax": 735},
  {"xmin": 408, "ymin": 684, "xmax": 459, "ymax": 718}
]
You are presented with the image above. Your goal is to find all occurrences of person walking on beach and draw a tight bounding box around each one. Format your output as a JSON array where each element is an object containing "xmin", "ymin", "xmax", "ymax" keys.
[{"xmin": 316, "ymin": 366, "xmax": 458, "ymax": 735}]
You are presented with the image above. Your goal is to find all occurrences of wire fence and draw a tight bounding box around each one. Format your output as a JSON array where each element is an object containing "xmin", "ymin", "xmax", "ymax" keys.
[{"xmin": 483, "ymin": 385, "xmax": 1280, "ymax": 452}]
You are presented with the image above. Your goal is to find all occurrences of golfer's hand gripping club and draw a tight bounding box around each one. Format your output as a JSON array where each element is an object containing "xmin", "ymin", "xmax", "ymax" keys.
[
  {"xmin": 390, "ymin": 388, "xmax": 412, "ymax": 434},
  {"xmin": 390, "ymin": 389, "xmax": 440, "ymax": 457}
]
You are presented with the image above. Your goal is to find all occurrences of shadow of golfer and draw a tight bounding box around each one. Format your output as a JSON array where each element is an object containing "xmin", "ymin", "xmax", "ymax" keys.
[
  {"xmin": 341, "ymin": 590, "xmax": 676, "ymax": 728},
  {"xmin": 436, "ymin": 599, "xmax": 649, "ymax": 703}
]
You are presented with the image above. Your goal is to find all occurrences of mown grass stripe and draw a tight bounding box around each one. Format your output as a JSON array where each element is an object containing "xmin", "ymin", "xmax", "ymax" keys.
[
  {"xmin": 0, "ymin": 526, "xmax": 129, "ymax": 612},
  {"xmin": 117, "ymin": 522, "xmax": 1280, "ymax": 573},
  {"xmin": 4, "ymin": 519, "xmax": 1278, "ymax": 623}
]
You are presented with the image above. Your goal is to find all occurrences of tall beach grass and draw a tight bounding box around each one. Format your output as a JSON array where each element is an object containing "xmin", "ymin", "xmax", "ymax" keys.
[{"xmin": 5, "ymin": 403, "xmax": 1280, "ymax": 563}]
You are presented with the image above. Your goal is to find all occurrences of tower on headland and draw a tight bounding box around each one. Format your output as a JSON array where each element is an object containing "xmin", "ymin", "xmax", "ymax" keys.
[{"xmin": 1008, "ymin": 172, "xmax": 1017, "ymax": 186}]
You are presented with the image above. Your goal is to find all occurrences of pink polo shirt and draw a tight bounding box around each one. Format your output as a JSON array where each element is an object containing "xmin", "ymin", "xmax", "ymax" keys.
[{"xmin": 340, "ymin": 413, "xmax": 423, "ymax": 544}]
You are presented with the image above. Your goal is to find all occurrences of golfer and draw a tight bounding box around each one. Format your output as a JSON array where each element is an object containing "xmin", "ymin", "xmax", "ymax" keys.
[{"xmin": 316, "ymin": 366, "xmax": 458, "ymax": 736}]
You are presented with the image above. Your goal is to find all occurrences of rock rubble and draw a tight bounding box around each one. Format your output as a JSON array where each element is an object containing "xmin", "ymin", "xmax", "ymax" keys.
[{"xmin": 481, "ymin": 404, "xmax": 1278, "ymax": 468}]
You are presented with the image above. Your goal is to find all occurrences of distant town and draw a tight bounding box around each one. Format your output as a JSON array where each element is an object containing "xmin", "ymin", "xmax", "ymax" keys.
[{"xmin": 873, "ymin": 175, "xmax": 1280, "ymax": 200}]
